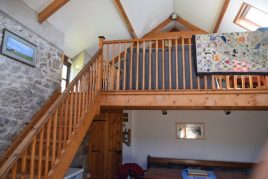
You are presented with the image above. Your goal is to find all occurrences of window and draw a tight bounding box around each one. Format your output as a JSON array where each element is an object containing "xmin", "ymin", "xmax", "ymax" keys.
[
  {"xmin": 234, "ymin": 2, "xmax": 268, "ymax": 31},
  {"xmin": 61, "ymin": 56, "xmax": 71, "ymax": 92}
]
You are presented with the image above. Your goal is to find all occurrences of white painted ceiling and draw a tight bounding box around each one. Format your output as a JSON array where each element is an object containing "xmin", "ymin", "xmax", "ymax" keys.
[{"xmin": 22, "ymin": 0, "xmax": 268, "ymax": 58}]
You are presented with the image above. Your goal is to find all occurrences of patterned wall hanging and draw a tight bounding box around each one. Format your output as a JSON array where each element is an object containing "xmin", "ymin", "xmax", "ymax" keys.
[{"xmin": 195, "ymin": 30, "xmax": 268, "ymax": 74}]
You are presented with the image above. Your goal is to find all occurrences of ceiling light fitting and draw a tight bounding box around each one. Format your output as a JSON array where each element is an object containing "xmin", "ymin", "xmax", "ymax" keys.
[{"xmin": 171, "ymin": 13, "xmax": 178, "ymax": 20}]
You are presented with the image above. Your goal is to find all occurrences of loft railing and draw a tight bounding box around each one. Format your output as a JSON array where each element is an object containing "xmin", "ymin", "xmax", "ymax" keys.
[
  {"xmin": 102, "ymin": 35, "xmax": 268, "ymax": 91},
  {"xmin": 0, "ymin": 49, "xmax": 102, "ymax": 179}
]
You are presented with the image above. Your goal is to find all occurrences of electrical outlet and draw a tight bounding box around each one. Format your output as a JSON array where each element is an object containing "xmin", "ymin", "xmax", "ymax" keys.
[{"xmin": 87, "ymin": 173, "xmax": 91, "ymax": 178}]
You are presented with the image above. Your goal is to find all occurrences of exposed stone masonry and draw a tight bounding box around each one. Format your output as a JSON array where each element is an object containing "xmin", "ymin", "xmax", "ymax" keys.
[{"xmin": 0, "ymin": 10, "xmax": 62, "ymax": 155}]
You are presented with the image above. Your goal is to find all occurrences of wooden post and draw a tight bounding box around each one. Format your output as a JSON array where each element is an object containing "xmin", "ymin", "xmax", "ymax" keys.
[{"xmin": 98, "ymin": 36, "xmax": 105, "ymax": 91}]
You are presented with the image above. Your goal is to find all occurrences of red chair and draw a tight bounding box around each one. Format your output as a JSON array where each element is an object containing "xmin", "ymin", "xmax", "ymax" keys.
[{"xmin": 117, "ymin": 163, "xmax": 145, "ymax": 179}]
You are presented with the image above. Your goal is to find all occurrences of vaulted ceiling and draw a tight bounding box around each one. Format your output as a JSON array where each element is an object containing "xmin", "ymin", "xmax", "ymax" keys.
[{"xmin": 22, "ymin": 0, "xmax": 268, "ymax": 58}]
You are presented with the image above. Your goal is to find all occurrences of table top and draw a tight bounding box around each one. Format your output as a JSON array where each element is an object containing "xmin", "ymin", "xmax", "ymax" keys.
[{"xmin": 144, "ymin": 168, "xmax": 249, "ymax": 179}]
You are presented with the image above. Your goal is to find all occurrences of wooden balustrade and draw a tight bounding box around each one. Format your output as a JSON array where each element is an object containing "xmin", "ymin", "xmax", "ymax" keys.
[
  {"xmin": 102, "ymin": 37, "xmax": 268, "ymax": 91},
  {"xmin": 0, "ymin": 49, "xmax": 102, "ymax": 179}
]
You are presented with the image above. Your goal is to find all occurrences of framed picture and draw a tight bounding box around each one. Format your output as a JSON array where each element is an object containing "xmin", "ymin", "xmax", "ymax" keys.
[
  {"xmin": 176, "ymin": 123, "xmax": 205, "ymax": 139},
  {"xmin": 1, "ymin": 29, "xmax": 37, "ymax": 67}
]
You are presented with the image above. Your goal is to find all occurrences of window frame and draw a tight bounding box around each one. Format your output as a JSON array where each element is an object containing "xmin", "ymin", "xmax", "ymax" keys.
[
  {"xmin": 234, "ymin": 2, "xmax": 268, "ymax": 31},
  {"xmin": 61, "ymin": 56, "xmax": 71, "ymax": 91}
]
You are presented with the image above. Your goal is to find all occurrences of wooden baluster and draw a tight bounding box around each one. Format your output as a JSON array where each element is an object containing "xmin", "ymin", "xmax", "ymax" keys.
[
  {"xmin": 234, "ymin": 76, "xmax": 238, "ymax": 89},
  {"xmin": 44, "ymin": 118, "xmax": 52, "ymax": 178},
  {"xmin": 21, "ymin": 151, "xmax": 27, "ymax": 179},
  {"xmin": 117, "ymin": 44, "xmax": 121, "ymax": 90},
  {"xmin": 162, "ymin": 40, "xmax": 165, "ymax": 89},
  {"xmin": 156, "ymin": 41, "xmax": 159, "ymax": 90},
  {"xmin": 204, "ymin": 76, "xmax": 208, "ymax": 90},
  {"xmin": 78, "ymin": 80, "xmax": 82, "ymax": 122},
  {"xmin": 249, "ymin": 75, "xmax": 253, "ymax": 89},
  {"xmin": 51, "ymin": 110, "xmax": 58, "ymax": 168},
  {"xmin": 182, "ymin": 38, "xmax": 186, "ymax": 89},
  {"xmin": 63, "ymin": 96, "xmax": 69, "ymax": 148},
  {"xmin": 96, "ymin": 55, "xmax": 100, "ymax": 92},
  {"xmin": 69, "ymin": 87, "xmax": 74, "ymax": 136},
  {"xmin": 11, "ymin": 162, "xmax": 17, "ymax": 179},
  {"xmin": 241, "ymin": 76, "xmax": 245, "ymax": 89},
  {"xmin": 226, "ymin": 75, "xmax": 230, "ymax": 89},
  {"xmin": 105, "ymin": 46, "xmax": 108, "ymax": 91},
  {"xmin": 37, "ymin": 128, "xmax": 44, "ymax": 179},
  {"xmin": 93, "ymin": 62, "xmax": 96, "ymax": 96},
  {"xmin": 105, "ymin": 45, "xmax": 110, "ymax": 90},
  {"xmin": 84, "ymin": 73, "xmax": 88, "ymax": 111},
  {"xmin": 149, "ymin": 41, "xmax": 152, "ymax": 90},
  {"xmin": 257, "ymin": 76, "xmax": 261, "ymax": 88},
  {"xmin": 57, "ymin": 103, "xmax": 63, "ymax": 159},
  {"xmin": 175, "ymin": 39, "xmax": 179, "ymax": 90},
  {"xmin": 218, "ymin": 76, "xmax": 223, "ymax": 89},
  {"xmin": 142, "ymin": 41, "xmax": 146, "ymax": 90},
  {"xmin": 74, "ymin": 83, "xmax": 78, "ymax": 129},
  {"xmin": 265, "ymin": 76, "xmax": 268, "ymax": 88},
  {"xmin": 123, "ymin": 43, "xmax": 127, "ymax": 90},
  {"xmin": 129, "ymin": 42, "xmax": 133, "ymax": 90},
  {"xmin": 81, "ymin": 76, "xmax": 85, "ymax": 114},
  {"xmin": 82, "ymin": 76, "xmax": 86, "ymax": 114},
  {"xmin": 30, "ymin": 136, "xmax": 36, "ymax": 179},
  {"xmin": 101, "ymin": 49, "xmax": 104, "ymax": 91},
  {"xmin": 89, "ymin": 66, "xmax": 93, "ymax": 101},
  {"xmin": 188, "ymin": 38, "xmax": 193, "ymax": 89},
  {"xmin": 111, "ymin": 44, "xmax": 115, "ymax": 90},
  {"xmin": 136, "ymin": 42, "xmax": 140, "ymax": 90},
  {"xmin": 169, "ymin": 39, "xmax": 172, "ymax": 89},
  {"xmin": 211, "ymin": 75, "xmax": 215, "ymax": 89}
]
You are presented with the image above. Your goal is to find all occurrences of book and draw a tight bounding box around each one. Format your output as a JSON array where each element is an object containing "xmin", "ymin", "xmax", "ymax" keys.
[{"xmin": 187, "ymin": 168, "xmax": 208, "ymax": 176}]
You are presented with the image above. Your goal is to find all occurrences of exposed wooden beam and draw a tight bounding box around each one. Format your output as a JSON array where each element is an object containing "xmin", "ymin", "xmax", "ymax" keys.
[
  {"xmin": 213, "ymin": 0, "xmax": 230, "ymax": 33},
  {"xmin": 176, "ymin": 17, "xmax": 207, "ymax": 33},
  {"xmin": 143, "ymin": 17, "xmax": 172, "ymax": 38},
  {"xmin": 38, "ymin": 0, "xmax": 70, "ymax": 23},
  {"xmin": 114, "ymin": 0, "xmax": 137, "ymax": 39},
  {"xmin": 145, "ymin": 30, "xmax": 204, "ymax": 39},
  {"xmin": 100, "ymin": 91, "xmax": 268, "ymax": 110}
]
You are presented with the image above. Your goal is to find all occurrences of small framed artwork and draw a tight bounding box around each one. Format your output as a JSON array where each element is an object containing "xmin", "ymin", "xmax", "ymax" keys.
[
  {"xmin": 176, "ymin": 123, "xmax": 205, "ymax": 139},
  {"xmin": 1, "ymin": 29, "xmax": 37, "ymax": 67}
]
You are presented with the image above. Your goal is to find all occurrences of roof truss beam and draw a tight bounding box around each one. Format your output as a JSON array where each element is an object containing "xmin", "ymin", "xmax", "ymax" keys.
[
  {"xmin": 143, "ymin": 17, "xmax": 172, "ymax": 38},
  {"xmin": 176, "ymin": 17, "xmax": 207, "ymax": 33},
  {"xmin": 114, "ymin": 0, "xmax": 137, "ymax": 39},
  {"xmin": 38, "ymin": 0, "xmax": 70, "ymax": 23},
  {"xmin": 213, "ymin": 0, "xmax": 230, "ymax": 33}
]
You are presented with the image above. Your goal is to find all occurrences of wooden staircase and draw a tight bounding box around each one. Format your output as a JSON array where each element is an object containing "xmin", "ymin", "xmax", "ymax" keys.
[{"xmin": 0, "ymin": 49, "xmax": 103, "ymax": 179}]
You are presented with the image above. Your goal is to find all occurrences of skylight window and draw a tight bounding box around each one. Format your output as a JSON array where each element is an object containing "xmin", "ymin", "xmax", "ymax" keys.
[{"xmin": 234, "ymin": 2, "xmax": 268, "ymax": 31}]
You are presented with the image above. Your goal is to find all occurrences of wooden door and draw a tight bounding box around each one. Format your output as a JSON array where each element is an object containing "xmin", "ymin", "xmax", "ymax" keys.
[
  {"xmin": 88, "ymin": 119, "xmax": 107, "ymax": 179},
  {"xmin": 106, "ymin": 112, "xmax": 123, "ymax": 179},
  {"xmin": 88, "ymin": 112, "xmax": 123, "ymax": 179}
]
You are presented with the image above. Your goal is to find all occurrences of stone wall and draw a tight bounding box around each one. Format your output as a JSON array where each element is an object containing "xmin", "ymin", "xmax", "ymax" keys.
[
  {"xmin": 0, "ymin": 10, "xmax": 62, "ymax": 155},
  {"xmin": 70, "ymin": 132, "xmax": 90, "ymax": 178}
]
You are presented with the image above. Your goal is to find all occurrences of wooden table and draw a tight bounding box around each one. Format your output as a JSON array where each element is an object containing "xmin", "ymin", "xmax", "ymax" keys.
[
  {"xmin": 144, "ymin": 168, "xmax": 182, "ymax": 179},
  {"xmin": 145, "ymin": 168, "xmax": 249, "ymax": 179}
]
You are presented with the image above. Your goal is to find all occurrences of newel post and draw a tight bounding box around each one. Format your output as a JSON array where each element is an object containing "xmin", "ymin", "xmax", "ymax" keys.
[{"xmin": 97, "ymin": 36, "xmax": 105, "ymax": 91}]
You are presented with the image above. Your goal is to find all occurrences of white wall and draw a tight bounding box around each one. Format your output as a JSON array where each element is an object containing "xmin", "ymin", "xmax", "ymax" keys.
[
  {"xmin": 122, "ymin": 110, "xmax": 133, "ymax": 164},
  {"xmin": 127, "ymin": 110, "xmax": 268, "ymax": 169},
  {"xmin": 121, "ymin": 0, "xmax": 173, "ymax": 37},
  {"xmin": 0, "ymin": 0, "xmax": 64, "ymax": 50},
  {"xmin": 174, "ymin": 0, "xmax": 225, "ymax": 32}
]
